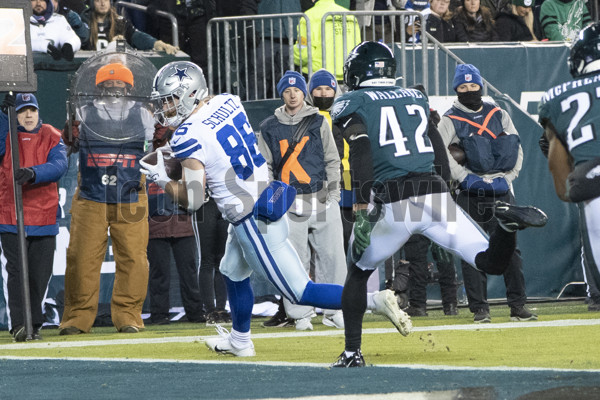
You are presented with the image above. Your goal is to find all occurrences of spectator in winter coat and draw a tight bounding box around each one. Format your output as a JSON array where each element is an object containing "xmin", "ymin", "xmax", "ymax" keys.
[
  {"xmin": 51, "ymin": 0, "xmax": 90, "ymax": 45},
  {"xmin": 480, "ymin": 0, "xmax": 511, "ymax": 17},
  {"xmin": 452, "ymin": 0, "xmax": 499, "ymax": 42},
  {"xmin": 495, "ymin": 0, "xmax": 541, "ymax": 41},
  {"xmin": 30, "ymin": 0, "xmax": 81, "ymax": 61},
  {"xmin": 145, "ymin": 0, "xmax": 217, "ymax": 74},
  {"xmin": 539, "ymin": 0, "xmax": 592, "ymax": 41},
  {"xmin": 405, "ymin": 0, "xmax": 432, "ymax": 43},
  {"xmin": 80, "ymin": 0, "xmax": 178, "ymax": 53},
  {"xmin": 426, "ymin": 0, "xmax": 458, "ymax": 42}
]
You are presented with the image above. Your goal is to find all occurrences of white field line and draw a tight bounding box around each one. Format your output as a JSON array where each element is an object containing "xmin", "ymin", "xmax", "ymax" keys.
[{"xmin": 0, "ymin": 318, "xmax": 598, "ymax": 351}]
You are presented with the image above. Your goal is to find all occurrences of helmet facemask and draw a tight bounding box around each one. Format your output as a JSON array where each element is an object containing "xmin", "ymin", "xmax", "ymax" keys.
[
  {"xmin": 151, "ymin": 61, "xmax": 208, "ymax": 127},
  {"xmin": 152, "ymin": 91, "xmax": 182, "ymax": 127}
]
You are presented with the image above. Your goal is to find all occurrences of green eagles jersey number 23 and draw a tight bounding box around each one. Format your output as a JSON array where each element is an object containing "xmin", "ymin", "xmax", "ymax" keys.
[
  {"xmin": 539, "ymin": 73, "xmax": 600, "ymax": 166},
  {"xmin": 332, "ymin": 87, "xmax": 434, "ymax": 182}
]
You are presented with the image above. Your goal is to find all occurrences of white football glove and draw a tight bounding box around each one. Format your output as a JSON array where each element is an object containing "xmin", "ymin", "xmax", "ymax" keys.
[{"xmin": 140, "ymin": 149, "xmax": 171, "ymax": 189}]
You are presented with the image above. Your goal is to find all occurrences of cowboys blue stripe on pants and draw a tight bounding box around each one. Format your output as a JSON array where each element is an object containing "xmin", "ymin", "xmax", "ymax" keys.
[{"xmin": 220, "ymin": 214, "xmax": 342, "ymax": 310}]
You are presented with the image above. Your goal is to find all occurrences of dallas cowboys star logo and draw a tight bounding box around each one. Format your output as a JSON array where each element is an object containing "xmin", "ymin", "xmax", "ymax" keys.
[{"xmin": 170, "ymin": 67, "xmax": 191, "ymax": 82}]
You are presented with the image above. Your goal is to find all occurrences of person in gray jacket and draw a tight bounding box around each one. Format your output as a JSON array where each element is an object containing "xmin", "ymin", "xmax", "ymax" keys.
[{"xmin": 257, "ymin": 70, "xmax": 346, "ymax": 331}]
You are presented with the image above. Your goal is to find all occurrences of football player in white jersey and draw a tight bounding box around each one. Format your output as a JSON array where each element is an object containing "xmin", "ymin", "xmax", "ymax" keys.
[{"xmin": 140, "ymin": 61, "xmax": 412, "ymax": 357}]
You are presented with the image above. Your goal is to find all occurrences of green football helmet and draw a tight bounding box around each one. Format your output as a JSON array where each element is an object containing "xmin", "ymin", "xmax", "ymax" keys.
[
  {"xmin": 343, "ymin": 41, "xmax": 397, "ymax": 90},
  {"xmin": 568, "ymin": 22, "xmax": 600, "ymax": 78}
]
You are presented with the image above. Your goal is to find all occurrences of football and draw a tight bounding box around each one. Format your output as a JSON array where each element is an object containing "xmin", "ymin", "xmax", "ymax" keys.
[
  {"xmin": 141, "ymin": 148, "xmax": 183, "ymax": 181},
  {"xmin": 448, "ymin": 143, "xmax": 466, "ymax": 166}
]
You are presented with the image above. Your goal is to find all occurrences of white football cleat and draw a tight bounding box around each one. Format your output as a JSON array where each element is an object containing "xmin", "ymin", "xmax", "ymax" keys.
[
  {"xmin": 205, "ymin": 325, "xmax": 256, "ymax": 357},
  {"xmin": 372, "ymin": 289, "xmax": 412, "ymax": 336}
]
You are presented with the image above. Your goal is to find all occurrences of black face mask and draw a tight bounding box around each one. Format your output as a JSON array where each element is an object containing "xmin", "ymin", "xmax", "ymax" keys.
[
  {"xmin": 313, "ymin": 96, "xmax": 335, "ymax": 111},
  {"xmin": 457, "ymin": 89, "xmax": 483, "ymax": 111}
]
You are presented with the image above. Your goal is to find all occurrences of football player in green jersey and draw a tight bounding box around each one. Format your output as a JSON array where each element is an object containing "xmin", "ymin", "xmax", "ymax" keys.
[
  {"xmin": 538, "ymin": 22, "xmax": 600, "ymax": 311},
  {"xmin": 330, "ymin": 41, "xmax": 548, "ymax": 367}
]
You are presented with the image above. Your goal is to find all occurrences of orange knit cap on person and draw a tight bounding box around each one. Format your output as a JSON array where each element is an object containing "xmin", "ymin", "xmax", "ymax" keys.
[{"xmin": 95, "ymin": 63, "xmax": 134, "ymax": 87}]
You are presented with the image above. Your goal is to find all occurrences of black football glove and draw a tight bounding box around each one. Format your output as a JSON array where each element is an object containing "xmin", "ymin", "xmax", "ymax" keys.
[
  {"xmin": 61, "ymin": 43, "xmax": 74, "ymax": 61},
  {"xmin": 429, "ymin": 109, "xmax": 441, "ymax": 127},
  {"xmin": 1, "ymin": 93, "xmax": 16, "ymax": 114},
  {"xmin": 47, "ymin": 44, "xmax": 62, "ymax": 60},
  {"xmin": 15, "ymin": 168, "xmax": 36, "ymax": 185}
]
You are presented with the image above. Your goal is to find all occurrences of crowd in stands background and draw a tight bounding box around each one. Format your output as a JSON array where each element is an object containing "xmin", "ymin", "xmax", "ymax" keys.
[{"xmin": 25, "ymin": 0, "xmax": 600, "ymax": 68}]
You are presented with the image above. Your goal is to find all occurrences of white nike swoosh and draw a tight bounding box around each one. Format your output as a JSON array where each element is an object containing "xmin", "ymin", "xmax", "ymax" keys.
[{"xmin": 343, "ymin": 118, "xmax": 352, "ymax": 128}]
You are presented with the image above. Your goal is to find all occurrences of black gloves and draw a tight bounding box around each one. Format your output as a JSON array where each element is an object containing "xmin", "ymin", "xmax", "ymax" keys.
[
  {"xmin": 47, "ymin": 43, "xmax": 74, "ymax": 61},
  {"xmin": 1, "ymin": 93, "xmax": 16, "ymax": 114},
  {"xmin": 61, "ymin": 43, "xmax": 74, "ymax": 61},
  {"xmin": 15, "ymin": 168, "xmax": 36, "ymax": 185},
  {"xmin": 47, "ymin": 44, "xmax": 62, "ymax": 60}
]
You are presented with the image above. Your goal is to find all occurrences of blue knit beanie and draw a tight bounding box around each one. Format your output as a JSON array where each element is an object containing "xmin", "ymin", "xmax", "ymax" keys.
[
  {"xmin": 308, "ymin": 69, "xmax": 337, "ymax": 94},
  {"xmin": 452, "ymin": 64, "xmax": 483, "ymax": 91},
  {"xmin": 277, "ymin": 70, "xmax": 308, "ymax": 98}
]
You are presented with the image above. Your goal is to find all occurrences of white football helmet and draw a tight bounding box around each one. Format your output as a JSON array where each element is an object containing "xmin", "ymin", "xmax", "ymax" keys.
[{"xmin": 151, "ymin": 61, "xmax": 208, "ymax": 127}]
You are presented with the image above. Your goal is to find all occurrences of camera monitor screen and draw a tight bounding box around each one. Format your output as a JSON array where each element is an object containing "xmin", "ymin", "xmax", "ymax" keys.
[{"xmin": 0, "ymin": 1, "xmax": 37, "ymax": 92}]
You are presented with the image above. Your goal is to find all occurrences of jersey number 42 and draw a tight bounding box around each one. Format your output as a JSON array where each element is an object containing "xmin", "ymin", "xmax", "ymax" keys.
[{"xmin": 379, "ymin": 105, "xmax": 433, "ymax": 156}]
